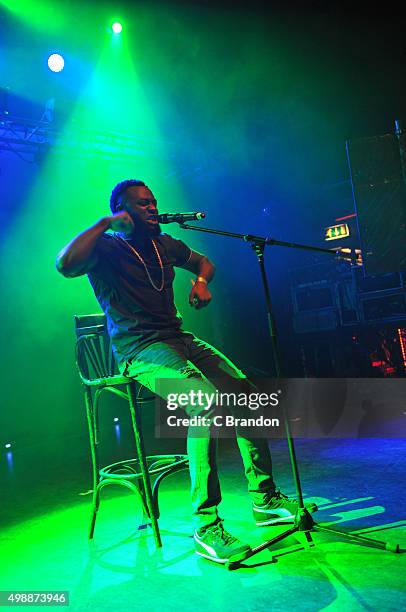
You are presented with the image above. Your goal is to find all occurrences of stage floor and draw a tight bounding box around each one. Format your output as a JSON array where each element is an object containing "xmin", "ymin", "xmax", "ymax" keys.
[{"xmin": 1, "ymin": 438, "xmax": 405, "ymax": 611}]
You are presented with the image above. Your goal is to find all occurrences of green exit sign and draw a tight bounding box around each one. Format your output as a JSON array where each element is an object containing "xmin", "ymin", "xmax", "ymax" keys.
[{"xmin": 325, "ymin": 223, "xmax": 350, "ymax": 241}]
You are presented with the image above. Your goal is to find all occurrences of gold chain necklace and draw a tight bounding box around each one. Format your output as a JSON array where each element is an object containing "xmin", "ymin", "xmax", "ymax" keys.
[{"xmin": 114, "ymin": 234, "xmax": 164, "ymax": 292}]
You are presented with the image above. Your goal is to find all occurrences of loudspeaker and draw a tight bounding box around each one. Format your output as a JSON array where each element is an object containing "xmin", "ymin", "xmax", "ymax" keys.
[{"xmin": 346, "ymin": 133, "xmax": 406, "ymax": 274}]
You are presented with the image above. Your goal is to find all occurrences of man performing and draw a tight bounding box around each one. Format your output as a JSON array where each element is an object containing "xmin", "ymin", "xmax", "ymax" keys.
[{"xmin": 56, "ymin": 179, "xmax": 317, "ymax": 564}]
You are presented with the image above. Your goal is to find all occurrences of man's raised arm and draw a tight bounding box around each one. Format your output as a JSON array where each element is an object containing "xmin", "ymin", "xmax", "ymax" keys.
[{"xmin": 55, "ymin": 211, "xmax": 134, "ymax": 278}]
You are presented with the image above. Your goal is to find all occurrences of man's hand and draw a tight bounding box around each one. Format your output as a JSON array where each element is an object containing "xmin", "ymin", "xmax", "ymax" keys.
[
  {"xmin": 109, "ymin": 211, "xmax": 135, "ymax": 235},
  {"xmin": 189, "ymin": 279, "xmax": 212, "ymax": 309}
]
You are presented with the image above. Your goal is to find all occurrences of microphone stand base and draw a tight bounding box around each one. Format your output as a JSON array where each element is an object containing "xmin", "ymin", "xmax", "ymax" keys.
[{"xmin": 224, "ymin": 509, "xmax": 401, "ymax": 571}]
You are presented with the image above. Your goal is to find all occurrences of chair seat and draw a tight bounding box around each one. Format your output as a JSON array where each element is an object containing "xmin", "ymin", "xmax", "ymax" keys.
[{"xmin": 80, "ymin": 373, "xmax": 132, "ymax": 387}]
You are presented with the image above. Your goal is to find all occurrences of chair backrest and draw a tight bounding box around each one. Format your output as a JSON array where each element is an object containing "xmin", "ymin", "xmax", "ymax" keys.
[{"xmin": 74, "ymin": 313, "xmax": 117, "ymax": 381}]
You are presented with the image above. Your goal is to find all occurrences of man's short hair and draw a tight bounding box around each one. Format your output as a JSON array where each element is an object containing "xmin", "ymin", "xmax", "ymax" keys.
[{"xmin": 110, "ymin": 179, "xmax": 146, "ymax": 214}]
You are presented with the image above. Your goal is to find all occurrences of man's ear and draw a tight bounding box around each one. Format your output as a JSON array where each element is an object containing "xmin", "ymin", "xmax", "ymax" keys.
[{"xmin": 115, "ymin": 195, "xmax": 125, "ymax": 213}]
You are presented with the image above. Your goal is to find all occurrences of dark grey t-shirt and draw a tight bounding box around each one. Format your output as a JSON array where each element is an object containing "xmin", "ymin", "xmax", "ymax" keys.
[{"xmin": 87, "ymin": 232, "xmax": 191, "ymax": 367}]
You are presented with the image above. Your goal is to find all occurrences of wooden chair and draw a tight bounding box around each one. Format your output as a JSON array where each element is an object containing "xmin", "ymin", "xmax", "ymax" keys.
[{"xmin": 74, "ymin": 313, "xmax": 189, "ymax": 547}]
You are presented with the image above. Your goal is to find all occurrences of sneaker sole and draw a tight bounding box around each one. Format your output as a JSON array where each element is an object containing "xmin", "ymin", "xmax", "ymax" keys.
[
  {"xmin": 255, "ymin": 515, "xmax": 295, "ymax": 526},
  {"xmin": 195, "ymin": 550, "xmax": 230, "ymax": 564},
  {"xmin": 194, "ymin": 534, "xmax": 252, "ymax": 564},
  {"xmin": 254, "ymin": 504, "xmax": 318, "ymax": 526},
  {"xmin": 195, "ymin": 549, "xmax": 252, "ymax": 563}
]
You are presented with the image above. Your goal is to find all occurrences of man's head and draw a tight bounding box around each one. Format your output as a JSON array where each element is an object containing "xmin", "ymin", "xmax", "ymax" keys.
[{"xmin": 110, "ymin": 179, "xmax": 160, "ymax": 236}]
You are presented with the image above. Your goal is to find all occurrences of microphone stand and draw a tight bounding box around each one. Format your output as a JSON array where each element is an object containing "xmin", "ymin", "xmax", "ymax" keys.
[{"xmin": 178, "ymin": 221, "xmax": 401, "ymax": 569}]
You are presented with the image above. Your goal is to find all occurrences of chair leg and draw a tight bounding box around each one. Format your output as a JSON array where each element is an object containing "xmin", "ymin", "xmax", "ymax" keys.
[
  {"xmin": 84, "ymin": 386, "xmax": 100, "ymax": 539},
  {"xmin": 127, "ymin": 383, "xmax": 162, "ymax": 548},
  {"xmin": 89, "ymin": 506, "xmax": 97, "ymax": 539}
]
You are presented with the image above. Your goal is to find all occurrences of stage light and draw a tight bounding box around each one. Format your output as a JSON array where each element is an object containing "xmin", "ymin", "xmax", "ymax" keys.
[
  {"xmin": 114, "ymin": 417, "xmax": 119, "ymax": 422},
  {"xmin": 47, "ymin": 53, "xmax": 64, "ymax": 73},
  {"xmin": 6, "ymin": 448, "xmax": 13, "ymax": 471},
  {"xmin": 112, "ymin": 22, "xmax": 123, "ymax": 34},
  {"xmin": 114, "ymin": 421, "xmax": 121, "ymax": 443},
  {"xmin": 5, "ymin": 443, "xmax": 11, "ymax": 449}
]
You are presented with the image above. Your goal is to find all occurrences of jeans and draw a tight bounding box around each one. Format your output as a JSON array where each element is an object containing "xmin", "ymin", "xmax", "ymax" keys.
[{"xmin": 121, "ymin": 332, "xmax": 276, "ymax": 530}]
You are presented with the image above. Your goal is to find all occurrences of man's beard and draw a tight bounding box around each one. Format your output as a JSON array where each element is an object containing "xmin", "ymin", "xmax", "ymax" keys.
[
  {"xmin": 146, "ymin": 222, "xmax": 161, "ymax": 236},
  {"xmin": 131, "ymin": 215, "xmax": 161, "ymax": 237}
]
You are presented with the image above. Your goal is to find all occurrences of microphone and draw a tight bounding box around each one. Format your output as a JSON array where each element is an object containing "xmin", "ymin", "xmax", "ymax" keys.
[{"xmin": 158, "ymin": 212, "xmax": 206, "ymax": 224}]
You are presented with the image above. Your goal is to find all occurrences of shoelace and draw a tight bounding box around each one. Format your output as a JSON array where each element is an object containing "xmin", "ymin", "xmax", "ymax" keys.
[
  {"xmin": 274, "ymin": 489, "xmax": 293, "ymax": 501},
  {"xmin": 262, "ymin": 489, "xmax": 295, "ymax": 506},
  {"xmin": 209, "ymin": 523, "xmax": 237, "ymax": 544}
]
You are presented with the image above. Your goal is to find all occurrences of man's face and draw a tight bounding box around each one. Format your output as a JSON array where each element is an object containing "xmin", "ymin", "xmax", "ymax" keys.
[{"xmin": 122, "ymin": 185, "xmax": 160, "ymax": 236}]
